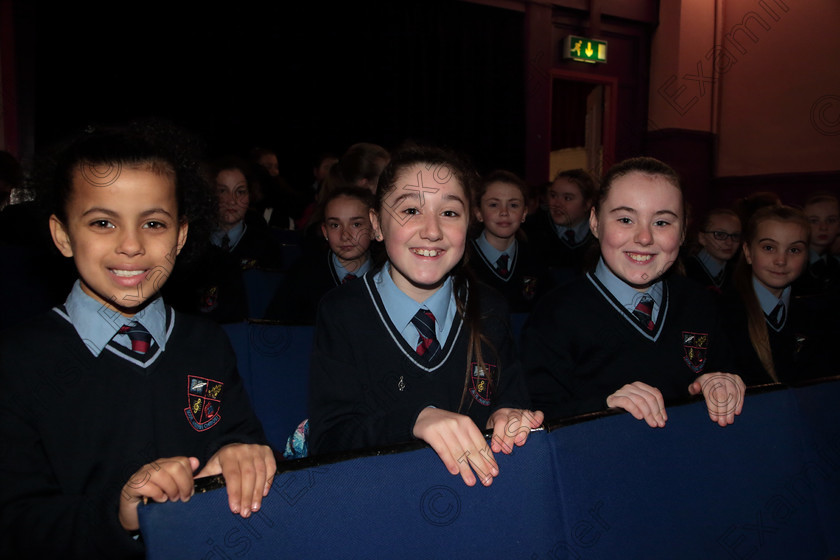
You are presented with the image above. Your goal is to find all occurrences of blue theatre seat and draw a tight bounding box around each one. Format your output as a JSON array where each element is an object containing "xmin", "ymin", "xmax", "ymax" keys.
[
  {"xmin": 241, "ymin": 268, "xmax": 286, "ymax": 320},
  {"xmin": 222, "ymin": 322, "xmax": 314, "ymax": 451},
  {"xmin": 139, "ymin": 380, "xmax": 840, "ymax": 559}
]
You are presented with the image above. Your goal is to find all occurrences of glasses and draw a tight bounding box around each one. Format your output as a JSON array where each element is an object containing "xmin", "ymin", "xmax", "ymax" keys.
[{"xmin": 703, "ymin": 230, "xmax": 741, "ymax": 242}]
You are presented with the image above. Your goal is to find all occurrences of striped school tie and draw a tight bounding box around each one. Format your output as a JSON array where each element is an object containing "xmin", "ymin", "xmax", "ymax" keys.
[
  {"xmin": 633, "ymin": 295, "xmax": 655, "ymax": 332},
  {"xmin": 496, "ymin": 254, "xmax": 510, "ymax": 277},
  {"xmin": 342, "ymin": 273, "xmax": 356, "ymax": 284},
  {"xmin": 411, "ymin": 309, "xmax": 440, "ymax": 360},
  {"xmin": 118, "ymin": 322, "xmax": 153, "ymax": 354}
]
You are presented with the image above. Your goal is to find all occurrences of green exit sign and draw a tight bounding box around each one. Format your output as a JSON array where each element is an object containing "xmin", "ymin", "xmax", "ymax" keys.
[{"xmin": 563, "ymin": 35, "xmax": 607, "ymax": 63}]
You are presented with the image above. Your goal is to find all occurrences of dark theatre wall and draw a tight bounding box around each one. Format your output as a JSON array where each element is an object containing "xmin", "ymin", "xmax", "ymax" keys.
[{"xmin": 26, "ymin": 2, "xmax": 526, "ymax": 179}]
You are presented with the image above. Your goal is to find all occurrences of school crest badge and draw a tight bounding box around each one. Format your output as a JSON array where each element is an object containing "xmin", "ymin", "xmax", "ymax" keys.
[
  {"xmin": 469, "ymin": 362, "xmax": 495, "ymax": 406},
  {"xmin": 184, "ymin": 375, "xmax": 223, "ymax": 431},
  {"xmin": 522, "ymin": 277, "xmax": 537, "ymax": 301},
  {"xmin": 682, "ymin": 331, "xmax": 709, "ymax": 373}
]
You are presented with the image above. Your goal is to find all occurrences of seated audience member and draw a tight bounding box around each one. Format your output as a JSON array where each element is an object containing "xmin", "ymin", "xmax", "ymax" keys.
[
  {"xmin": 0, "ymin": 122, "xmax": 274, "ymax": 559},
  {"xmin": 211, "ymin": 158, "xmax": 283, "ymax": 270},
  {"xmin": 795, "ymin": 192, "xmax": 840, "ymax": 296},
  {"xmin": 304, "ymin": 151, "xmax": 338, "ymax": 206},
  {"xmin": 265, "ymin": 186, "xmax": 374, "ymax": 324},
  {"xmin": 683, "ymin": 208, "xmax": 741, "ymax": 295},
  {"xmin": 249, "ymin": 148, "xmax": 300, "ymax": 229},
  {"xmin": 165, "ymin": 158, "xmax": 281, "ymax": 322},
  {"xmin": 723, "ymin": 205, "xmax": 833, "ymax": 384},
  {"xmin": 524, "ymin": 169, "xmax": 598, "ymax": 286},
  {"xmin": 308, "ymin": 145, "xmax": 542, "ymax": 488},
  {"xmin": 523, "ymin": 157, "xmax": 745, "ymax": 428},
  {"xmin": 337, "ymin": 142, "xmax": 390, "ymax": 192},
  {"xmin": 469, "ymin": 170, "xmax": 548, "ymax": 312}
]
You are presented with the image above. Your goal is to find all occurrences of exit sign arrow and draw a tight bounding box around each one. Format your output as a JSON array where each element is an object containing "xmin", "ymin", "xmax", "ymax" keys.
[{"xmin": 563, "ymin": 35, "xmax": 608, "ymax": 64}]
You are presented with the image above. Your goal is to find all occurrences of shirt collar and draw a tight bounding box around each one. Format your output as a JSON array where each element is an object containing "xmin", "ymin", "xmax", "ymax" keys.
[
  {"xmin": 554, "ymin": 220, "xmax": 590, "ymax": 243},
  {"xmin": 331, "ymin": 252, "xmax": 371, "ymax": 281},
  {"xmin": 752, "ymin": 275, "xmax": 790, "ymax": 315},
  {"xmin": 809, "ymin": 249, "xmax": 821, "ymax": 265},
  {"xmin": 594, "ymin": 257, "xmax": 663, "ymax": 319},
  {"xmin": 373, "ymin": 262, "xmax": 454, "ymax": 339},
  {"xmin": 475, "ymin": 230, "xmax": 516, "ymax": 263},
  {"xmin": 211, "ymin": 220, "xmax": 246, "ymax": 250},
  {"xmin": 696, "ymin": 248, "xmax": 725, "ymax": 278},
  {"xmin": 64, "ymin": 280, "xmax": 168, "ymax": 357}
]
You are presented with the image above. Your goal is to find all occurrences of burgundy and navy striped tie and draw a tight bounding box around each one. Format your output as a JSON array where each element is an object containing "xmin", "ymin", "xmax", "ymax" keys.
[
  {"xmin": 632, "ymin": 295, "xmax": 655, "ymax": 332},
  {"xmin": 411, "ymin": 309, "xmax": 440, "ymax": 360},
  {"xmin": 118, "ymin": 322, "xmax": 152, "ymax": 354},
  {"xmin": 496, "ymin": 254, "xmax": 510, "ymax": 277}
]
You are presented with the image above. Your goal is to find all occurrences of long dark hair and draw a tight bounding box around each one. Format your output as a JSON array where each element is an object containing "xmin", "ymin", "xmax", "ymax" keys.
[{"xmin": 373, "ymin": 144, "xmax": 496, "ymax": 411}]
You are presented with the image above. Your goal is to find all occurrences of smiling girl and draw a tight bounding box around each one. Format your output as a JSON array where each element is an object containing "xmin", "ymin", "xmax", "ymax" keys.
[
  {"xmin": 723, "ymin": 205, "xmax": 832, "ymax": 384},
  {"xmin": 308, "ymin": 146, "xmax": 543, "ymax": 487},
  {"xmin": 523, "ymin": 157, "xmax": 745, "ymax": 428}
]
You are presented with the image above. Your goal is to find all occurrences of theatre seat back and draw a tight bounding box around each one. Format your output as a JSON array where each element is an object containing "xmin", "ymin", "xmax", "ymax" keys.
[
  {"xmin": 139, "ymin": 381, "xmax": 840, "ymax": 559},
  {"xmin": 222, "ymin": 322, "xmax": 313, "ymax": 450}
]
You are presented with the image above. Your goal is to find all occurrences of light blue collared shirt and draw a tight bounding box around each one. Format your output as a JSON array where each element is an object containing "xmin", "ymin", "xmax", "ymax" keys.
[
  {"xmin": 475, "ymin": 230, "xmax": 516, "ymax": 267},
  {"xmin": 373, "ymin": 262, "xmax": 456, "ymax": 349},
  {"xmin": 332, "ymin": 252, "xmax": 371, "ymax": 283},
  {"xmin": 809, "ymin": 248, "xmax": 821, "ymax": 265},
  {"xmin": 211, "ymin": 221, "xmax": 246, "ymax": 250},
  {"xmin": 594, "ymin": 258, "xmax": 663, "ymax": 323},
  {"xmin": 696, "ymin": 248, "xmax": 725, "ymax": 280},
  {"xmin": 554, "ymin": 220, "xmax": 590, "ymax": 245},
  {"xmin": 63, "ymin": 280, "xmax": 168, "ymax": 357},
  {"xmin": 752, "ymin": 276, "xmax": 790, "ymax": 328}
]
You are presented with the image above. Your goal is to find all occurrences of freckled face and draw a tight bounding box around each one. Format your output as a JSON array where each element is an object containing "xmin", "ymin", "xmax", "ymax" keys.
[
  {"xmin": 371, "ymin": 163, "xmax": 469, "ymax": 303},
  {"xmin": 805, "ymin": 200, "xmax": 840, "ymax": 253},
  {"xmin": 743, "ymin": 219, "xmax": 809, "ymax": 298},
  {"xmin": 590, "ymin": 172, "xmax": 684, "ymax": 292},
  {"xmin": 49, "ymin": 166, "xmax": 188, "ymax": 317},
  {"xmin": 321, "ymin": 195, "xmax": 373, "ymax": 267},
  {"xmin": 547, "ymin": 178, "xmax": 591, "ymax": 227}
]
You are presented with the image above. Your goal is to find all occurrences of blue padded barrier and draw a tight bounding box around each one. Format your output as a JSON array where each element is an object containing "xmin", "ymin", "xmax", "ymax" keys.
[
  {"xmin": 222, "ymin": 322, "xmax": 313, "ymax": 451},
  {"xmin": 139, "ymin": 381, "xmax": 840, "ymax": 559}
]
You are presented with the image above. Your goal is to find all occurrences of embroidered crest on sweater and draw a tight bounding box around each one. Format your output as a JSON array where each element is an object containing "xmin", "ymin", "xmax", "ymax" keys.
[
  {"xmin": 682, "ymin": 332, "xmax": 709, "ymax": 373},
  {"xmin": 469, "ymin": 362, "xmax": 495, "ymax": 406},
  {"xmin": 184, "ymin": 375, "xmax": 223, "ymax": 431}
]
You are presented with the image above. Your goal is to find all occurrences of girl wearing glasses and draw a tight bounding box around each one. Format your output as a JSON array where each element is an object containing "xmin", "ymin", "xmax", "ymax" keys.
[{"xmin": 684, "ymin": 209, "xmax": 742, "ymax": 295}]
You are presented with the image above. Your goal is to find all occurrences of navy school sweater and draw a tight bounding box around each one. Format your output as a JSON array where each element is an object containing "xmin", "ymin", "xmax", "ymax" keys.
[
  {"xmin": 522, "ymin": 272, "xmax": 736, "ymax": 422},
  {"xmin": 308, "ymin": 273, "xmax": 531, "ymax": 455},
  {"xmin": 0, "ymin": 306, "xmax": 268, "ymax": 560}
]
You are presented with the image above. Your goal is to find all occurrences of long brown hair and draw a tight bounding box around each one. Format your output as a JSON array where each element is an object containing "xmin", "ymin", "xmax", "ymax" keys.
[
  {"xmin": 735, "ymin": 205, "xmax": 810, "ymax": 381},
  {"xmin": 373, "ymin": 144, "xmax": 497, "ymax": 412}
]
